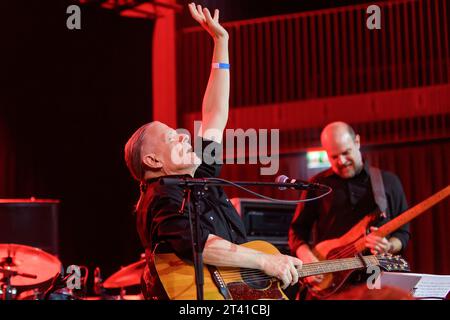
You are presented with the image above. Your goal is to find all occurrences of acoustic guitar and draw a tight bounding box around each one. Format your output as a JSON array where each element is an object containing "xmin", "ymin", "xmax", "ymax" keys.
[
  {"xmin": 307, "ymin": 185, "xmax": 450, "ymax": 299},
  {"xmin": 154, "ymin": 240, "xmax": 409, "ymax": 300}
]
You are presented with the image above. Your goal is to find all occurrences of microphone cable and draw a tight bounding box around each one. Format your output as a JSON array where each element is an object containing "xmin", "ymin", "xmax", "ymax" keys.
[{"xmin": 204, "ymin": 177, "xmax": 332, "ymax": 204}]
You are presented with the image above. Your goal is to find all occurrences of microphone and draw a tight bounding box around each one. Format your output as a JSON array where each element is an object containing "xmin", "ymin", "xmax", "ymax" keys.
[{"xmin": 275, "ymin": 175, "xmax": 325, "ymax": 191}]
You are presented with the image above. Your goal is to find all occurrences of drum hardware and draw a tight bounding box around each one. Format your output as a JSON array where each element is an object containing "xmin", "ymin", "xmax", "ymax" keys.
[
  {"xmin": 0, "ymin": 286, "xmax": 18, "ymax": 300},
  {"xmin": 102, "ymin": 259, "xmax": 146, "ymax": 289},
  {"xmin": 0, "ymin": 243, "xmax": 62, "ymax": 300},
  {"xmin": 93, "ymin": 267, "xmax": 104, "ymax": 296},
  {"xmin": 1, "ymin": 244, "xmax": 147, "ymax": 300},
  {"xmin": 1, "ymin": 267, "xmax": 38, "ymax": 300},
  {"xmin": 97, "ymin": 258, "xmax": 146, "ymax": 300},
  {"xmin": 42, "ymin": 265, "xmax": 89, "ymax": 300},
  {"xmin": 42, "ymin": 272, "xmax": 75, "ymax": 300}
]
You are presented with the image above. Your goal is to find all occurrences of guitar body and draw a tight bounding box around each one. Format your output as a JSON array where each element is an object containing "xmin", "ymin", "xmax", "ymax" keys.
[
  {"xmin": 152, "ymin": 186, "xmax": 449, "ymax": 300},
  {"xmin": 306, "ymin": 213, "xmax": 377, "ymax": 299},
  {"xmin": 154, "ymin": 241, "xmax": 288, "ymax": 300},
  {"xmin": 153, "ymin": 239, "xmax": 410, "ymax": 300}
]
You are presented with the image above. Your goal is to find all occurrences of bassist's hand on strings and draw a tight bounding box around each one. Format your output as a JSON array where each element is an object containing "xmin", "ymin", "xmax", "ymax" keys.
[{"xmin": 365, "ymin": 226, "xmax": 392, "ymax": 254}]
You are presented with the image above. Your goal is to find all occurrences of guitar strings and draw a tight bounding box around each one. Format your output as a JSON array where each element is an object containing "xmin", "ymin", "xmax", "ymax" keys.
[
  {"xmin": 219, "ymin": 273, "xmax": 274, "ymax": 282},
  {"xmin": 328, "ymin": 235, "xmax": 370, "ymax": 260},
  {"xmin": 219, "ymin": 268, "xmax": 357, "ymax": 281},
  {"xmin": 216, "ymin": 242, "xmax": 382, "ymax": 284},
  {"xmin": 218, "ymin": 257, "xmax": 361, "ymax": 278},
  {"xmin": 326, "ymin": 243, "xmax": 358, "ymax": 260},
  {"xmin": 218, "ymin": 260, "xmax": 373, "ymax": 284},
  {"xmin": 218, "ymin": 254, "xmax": 387, "ymax": 292},
  {"xmin": 218, "ymin": 256, "xmax": 368, "ymax": 277},
  {"xmin": 217, "ymin": 257, "xmax": 370, "ymax": 282},
  {"xmin": 220, "ymin": 275, "xmax": 273, "ymax": 282},
  {"xmin": 218, "ymin": 254, "xmax": 383, "ymax": 286}
]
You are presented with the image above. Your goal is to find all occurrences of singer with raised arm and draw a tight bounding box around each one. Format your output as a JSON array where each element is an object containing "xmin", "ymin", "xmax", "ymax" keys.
[
  {"xmin": 288, "ymin": 121, "xmax": 410, "ymax": 299},
  {"xmin": 124, "ymin": 3, "xmax": 302, "ymax": 300}
]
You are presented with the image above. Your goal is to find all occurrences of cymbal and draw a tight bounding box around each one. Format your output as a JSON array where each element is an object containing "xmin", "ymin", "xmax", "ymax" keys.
[
  {"xmin": 0, "ymin": 243, "xmax": 61, "ymax": 287},
  {"xmin": 103, "ymin": 260, "xmax": 146, "ymax": 289}
]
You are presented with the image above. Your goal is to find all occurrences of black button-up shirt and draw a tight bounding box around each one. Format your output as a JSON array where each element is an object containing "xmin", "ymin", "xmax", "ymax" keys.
[
  {"xmin": 137, "ymin": 138, "xmax": 247, "ymax": 261},
  {"xmin": 289, "ymin": 162, "xmax": 410, "ymax": 254}
]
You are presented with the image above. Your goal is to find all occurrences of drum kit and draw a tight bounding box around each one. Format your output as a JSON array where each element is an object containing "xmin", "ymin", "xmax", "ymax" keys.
[{"xmin": 0, "ymin": 243, "xmax": 145, "ymax": 300}]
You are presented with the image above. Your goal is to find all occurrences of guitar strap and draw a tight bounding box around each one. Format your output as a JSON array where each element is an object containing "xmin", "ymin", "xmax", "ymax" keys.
[{"xmin": 368, "ymin": 166, "xmax": 388, "ymax": 218}]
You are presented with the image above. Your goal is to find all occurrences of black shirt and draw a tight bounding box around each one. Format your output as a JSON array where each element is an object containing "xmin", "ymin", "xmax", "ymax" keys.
[
  {"xmin": 136, "ymin": 138, "xmax": 247, "ymax": 261},
  {"xmin": 289, "ymin": 162, "xmax": 410, "ymax": 254}
]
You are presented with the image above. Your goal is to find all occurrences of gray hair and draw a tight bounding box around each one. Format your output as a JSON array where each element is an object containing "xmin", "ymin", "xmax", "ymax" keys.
[{"xmin": 124, "ymin": 123, "xmax": 152, "ymax": 181}]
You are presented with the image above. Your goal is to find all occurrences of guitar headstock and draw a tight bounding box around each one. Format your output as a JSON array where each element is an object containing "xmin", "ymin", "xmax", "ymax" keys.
[{"xmin": 376, "ymin": 253, "xmax": 410, "ymax": 272}]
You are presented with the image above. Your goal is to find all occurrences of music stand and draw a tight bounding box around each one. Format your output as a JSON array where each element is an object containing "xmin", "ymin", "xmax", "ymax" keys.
[{"xmin": 380, "ymin": 272, "xmax": 450, "ymax": 300}]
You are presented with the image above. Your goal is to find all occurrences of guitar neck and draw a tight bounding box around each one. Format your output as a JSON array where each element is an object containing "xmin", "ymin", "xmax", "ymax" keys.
[
  {"xmin": 299, "ymin": 256, "xmax": 379, "ymax": 278},
  {"xmin": 355, "ymin": 185, "xmax": 450, "ymax": 252},
  {"xmin": 377, "ymin": 185, "xmax": 450, "ymax": 238}
]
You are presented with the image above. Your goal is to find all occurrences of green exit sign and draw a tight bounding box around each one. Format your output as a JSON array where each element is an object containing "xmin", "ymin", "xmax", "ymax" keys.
[{"xmin": 307, "ymin": 150, "xmax": 330, "ymax": 169}]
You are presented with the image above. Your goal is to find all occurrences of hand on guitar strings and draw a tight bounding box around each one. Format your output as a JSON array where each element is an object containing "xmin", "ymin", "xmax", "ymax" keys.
[
  {"xmin": 365, "ymin": 226, "xmax": 392, "ymax": 255},
  {"xmin": 295, "ymin": 245, "xmax": 324, "ymax": 285},
  {"xmin": 260, "ymin": 254, "xmax": 303, "ymax": 289}
]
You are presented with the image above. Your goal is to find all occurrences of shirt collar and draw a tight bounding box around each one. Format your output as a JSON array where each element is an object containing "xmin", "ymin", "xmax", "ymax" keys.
[{"xmin": 361, "ymin": 159, "xmax": 370, "ymax": 175}]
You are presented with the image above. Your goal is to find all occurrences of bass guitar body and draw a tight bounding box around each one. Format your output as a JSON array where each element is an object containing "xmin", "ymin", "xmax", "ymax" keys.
[{"xmin": 307, "ymin": 213, "xmax": 377, "ymax": 299}]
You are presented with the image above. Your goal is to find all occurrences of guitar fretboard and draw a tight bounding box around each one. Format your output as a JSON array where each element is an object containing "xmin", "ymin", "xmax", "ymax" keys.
[
  {"xmin": 354, "ymin": 185, "xmax": 450, "ymax": 253},
  {"xmin": 299, "ymin": 256, "xmax": 379, "ymax": 277}
]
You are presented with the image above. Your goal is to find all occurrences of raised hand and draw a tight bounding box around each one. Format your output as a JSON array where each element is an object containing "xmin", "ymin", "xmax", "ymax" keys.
[{"xmin": 188, "ymin": 2, "xmax": 228, "ymax": 40}]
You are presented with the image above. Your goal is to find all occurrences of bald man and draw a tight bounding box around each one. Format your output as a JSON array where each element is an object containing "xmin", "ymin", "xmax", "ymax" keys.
[{"xmin": 289, "ymin": 121, "xmax": 410, "ymax": 296}]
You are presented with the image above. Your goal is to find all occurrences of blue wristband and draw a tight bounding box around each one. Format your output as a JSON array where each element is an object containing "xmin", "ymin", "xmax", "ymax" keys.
[{"xmin": 212, "ymin": 62, "xmax": 230, "ymax": 69}]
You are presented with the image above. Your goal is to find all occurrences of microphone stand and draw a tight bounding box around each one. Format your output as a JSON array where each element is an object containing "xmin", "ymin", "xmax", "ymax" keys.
[
  {"xmin": 160, "ymin": 177, "xmax": 326, "ymax": 300},
  {"xmin": 187, "ymin": 185, "xmax": 205, "ymax": 301},
  {"xmin": 169, "ymin": 179, "xmax": 210, "ymax": 301}
]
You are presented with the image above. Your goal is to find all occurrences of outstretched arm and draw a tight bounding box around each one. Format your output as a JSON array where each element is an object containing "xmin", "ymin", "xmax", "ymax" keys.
[
  {"xmin": 189, "ymin": 3, "xmax": 229, "ymax": 143},
  {"xmin": 203, "ymin": 234, "xmax": 303, "ymax": 289}
]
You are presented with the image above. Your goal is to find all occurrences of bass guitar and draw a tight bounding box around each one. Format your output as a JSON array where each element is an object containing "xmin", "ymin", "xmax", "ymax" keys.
[{"xmin": 307, "ymin": 185, "xmax": 450, "ymax": 299}]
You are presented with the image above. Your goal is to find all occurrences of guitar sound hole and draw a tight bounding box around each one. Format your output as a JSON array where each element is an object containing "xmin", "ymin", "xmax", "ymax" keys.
[{"xmin": 240, "ymin": 269, "xmax": 271, "ymax": 289}]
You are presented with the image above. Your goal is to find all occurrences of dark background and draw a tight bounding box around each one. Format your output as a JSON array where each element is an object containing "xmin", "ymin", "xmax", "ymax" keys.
[
  {"xmin": 1, "ymin": 1, "xmax": 154, "ymax": 279},
  {"xmin": 176, "ymin": 0, "xmax": 384, "ymax": 27}
]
